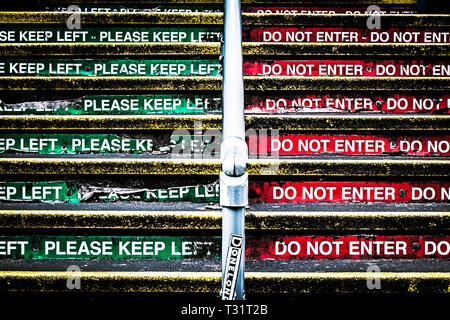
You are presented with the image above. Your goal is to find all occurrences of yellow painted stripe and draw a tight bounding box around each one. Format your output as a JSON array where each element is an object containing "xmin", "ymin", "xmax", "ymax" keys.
[
  {"xmin": 0, "ymin": 77, "xmax": 222, "ymax": 91},
  {"xmin": 0, "ymin": 272, "xmax": 448, "ymax": 294},
  {"xmin": 0, "ymin": 115, "xmax": 222, "ymax": 130},
  {"xmin": 0, "ymin": 210, "xmax": 223, "ymax": 230},
  {"xmin": 249, "ymin": 159, "xmax": 450, "ymax": 176},
  {"xmin": 0, "ymin": 12, "xmax": 445, "ymax": 27},
  {"xmin": 246, "ymin": 114, "xmax": 450, "ymax": 131},
  {"xmin": 0, "ymin": 158, "xmax": 447, "ymax": 176},
  {"xmin": 1, "ymin": 43, "xmax": 448, "ymax": 57},
  {"xmin": 0, "ymin": 77, "xmax": 446, "ymax": 91},
  {"xmin": 0, "ymin": 76, "xmax": 450, "ymax": 92},
  {"xmin": 248, "ymin": 211, "xmax": 450, "ymax": 232},
  {"xmin": 36, "ymin": 0, "xmax": 418, "ymax": 4},
  {"xmin": 246, "ymin": 272, "xmax": 450, "ymax": 294},
  {"xmin": 0, "ymin": 271, "xmax": 220, "ymax": 293},
  {"xmin": 0, "ymin": 114, "xmax": 447, "ymax": 131},
  {"xmin": 0, "ymin": 12, "xmax": 224, "ymax": 25},
  {"xmin": 243, "ymin": 77, "xmax": 450, "ymax": 91},
  {"xmin": 0, "ymin": 158, "xmax": 222, "ymax": 175},
  {"xmin": 243, "ymin": 43, "xmax": 450, "ymax": 57},
  {"xmin": 0, "ymin": 43, "xmax": 221, "ymax": 56},
  {"xmin": 0, "ymin": 210, "xmax": 448, "ymax": 231},
  {"xmin": 242, "ymin": 13, "xmax": 450, "ymax": 27}
]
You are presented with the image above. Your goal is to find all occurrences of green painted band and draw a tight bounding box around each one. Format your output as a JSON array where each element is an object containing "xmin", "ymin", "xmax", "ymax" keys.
[
  {"xmin": 0, "ymin": 182, "xmax": 78, "ymax": 203},
  {"xmin": 0, "ymin": 134, "xmax": 154, "ymax": 154},
  {"xmin": 0, "ymin": 235, "xmax": 220, "ymax": 259},
  {"xmin": 0, "ymin": 27, "xmax": 222, "ymax": 43},
  {"xmin": 0, "ymin": 94, "xmax": 222, "ymax": 115},
  {"xmin": 0, "ymin": 181, "xmax": 219, "ymax": 203},
  {"xmin": 0, "ymin": 59, "xmax": 221, "ymax": 76}
]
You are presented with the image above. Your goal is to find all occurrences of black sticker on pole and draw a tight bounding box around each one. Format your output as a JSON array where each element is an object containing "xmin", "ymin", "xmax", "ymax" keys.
[{"xmin": 222, "ymin": 234, "xmax": 243, "ymax": 300}]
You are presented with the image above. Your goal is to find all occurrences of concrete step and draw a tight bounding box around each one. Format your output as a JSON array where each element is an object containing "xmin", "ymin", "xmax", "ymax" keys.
[
  {"xmin": 0, "ymin": 114, "xmax": 447, "ymax": 130},
  {"xmin": 0, "ymin": 158, "xmax": 447, "ymax": 176},
  {"xmin": 1, "ymin": 12, "xmax": 448, "ymax": 27},
  {"xmin": 1, "ymin": 42, "xmax": 448, "ymax": 57},
  {"xmin": 0, "ymin": 270, "xmax": 448, "ymax": 294},
  {"xmin": 1, "ymin": 210, "xmax": 448, "ymax": 231}
]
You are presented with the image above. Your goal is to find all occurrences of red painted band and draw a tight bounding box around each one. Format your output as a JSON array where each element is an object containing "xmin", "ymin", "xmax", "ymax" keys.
[
  {"xmin": 245, "ymin": 28, "xmax": 449, "ymax": 43},
  {"xmin": 247, "ymin": 135, "xmax": 450, "ymax": 156},
  {"xmin": 246, "ymin": 235, "xmax": 450, "ymax": 259},
  {"xmin": 250, "ymin": 182, "xmax": 450, "ymax": 203},
  {"xmin": 245, "ymin": 94, "xmax": 450, "ymax": 113},
  {"xmin": 243, "ymin": 60, "xmax": 450, "ymax": 77}
]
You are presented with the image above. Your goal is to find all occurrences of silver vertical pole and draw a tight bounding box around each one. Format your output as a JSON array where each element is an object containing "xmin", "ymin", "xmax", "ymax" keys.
[
  {"xmin": 222, "ymin": 0, "xmax": 245, "ymax": 140},
  {"xmin": 220, "ymin": 0, "xmax": 247, "ymax": 300}
]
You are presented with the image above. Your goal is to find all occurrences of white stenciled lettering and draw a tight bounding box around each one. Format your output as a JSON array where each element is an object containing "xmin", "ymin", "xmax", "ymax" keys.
[
  {"xmin": 0, "ymin": 185, "xmax": 17, "ymax": 200},
  {"xmin": 21, "ymin": 186, "xmax": 63, "ymax": 201},
  {"xmin": 48, "ymin": 63, "xmax": 82, "ymax": 75},
  {"xmin": 144, "ymin": 98, "xmax": 182, "ymax": 111},
  {"xmin": 99, "ymin": 31, "xmax": 150, "ymax": 42},
  {"xmin": 94, "ymin": 63, "xmax": 146, "ymax": 75},
  {"xmin": 0, "ymin": 31, "xmax": 16, "ymax": 42},
  {"xmin": 9, "ymin": 62, "xmax": 45, "ymax": 74},
  {"xmin": 19, "ymin": 30, "xmax": 53, "ymax": 42},
  {"xmin": 152, "ymin": 31, "xmax": 187, "ymax": 42},
  {"xmin": 150, "ymin": 63, "xmax": 187, "ymax": 75},
  {"xmin": 56, "ymin": 31, "xmax": 88, "ymax": 42},
  {"xmin": 45, "ymin": 241, "xmax": 113, "ymax": 256},
  {"xmin": 319, "ymin": 64, "xmax": 363, "ymax": 76},
  {"xmin": 424, "ymin": 32, "xmax": 450, "ymax": 43},
  {"xmin": 0, "ymin": 241, "xmax": 28, "ymax": 255},
  {"xmin": 84, "ymin": 98, "xmax": 140, "ymax": 112}
]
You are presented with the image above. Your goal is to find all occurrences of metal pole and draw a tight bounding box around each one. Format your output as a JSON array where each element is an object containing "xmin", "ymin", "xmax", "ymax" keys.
[
  {"xmin": 222, "ymin": 0, "xmax": 245, "ymax": 140},
  {"xmin": 220, "ymin": 0, "xmax": 247, "ymax": 300}
]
